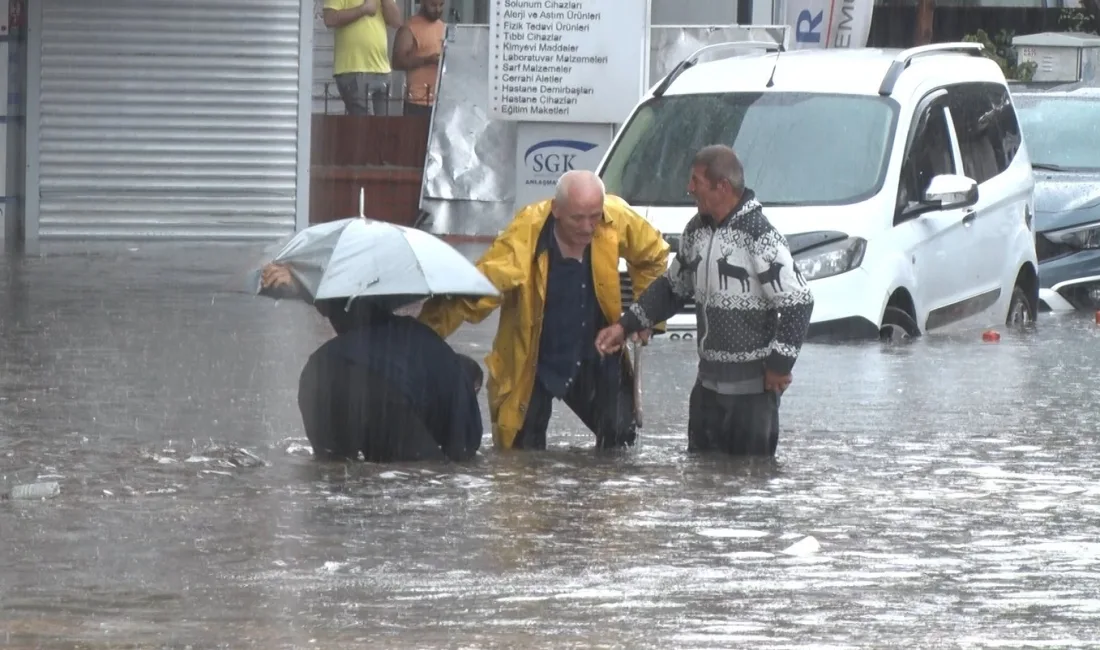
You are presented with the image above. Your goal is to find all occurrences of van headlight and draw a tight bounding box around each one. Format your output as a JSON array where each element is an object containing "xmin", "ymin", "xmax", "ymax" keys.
[
  {"xmin": 794, "ymin": 237, "xmax": 867, "ymax": 282},
  {"xmin": 1046, "ymin": 222, "xmax": 1100, "ymax": 250}
]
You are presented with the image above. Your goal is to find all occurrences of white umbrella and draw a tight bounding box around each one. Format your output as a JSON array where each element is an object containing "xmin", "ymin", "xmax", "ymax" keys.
[{"xmin": 256, "ymin": 192, "xmax": 498, "ymax": 304}]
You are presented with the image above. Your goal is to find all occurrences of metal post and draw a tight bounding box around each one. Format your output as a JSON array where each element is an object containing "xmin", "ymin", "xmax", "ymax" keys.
[
  {"xmin": 296, "ymin": 0, "xmax": 315, "ymax": 232},
  {"xmin": 738, "ymin": 0, "xmax": 755, "ymax": 25},
  {"xmin": 22, "ymin": 0, "xmax": 39, "ymax": 251},
  {"xmin": 914, "ymin": 0, "xmax": 935, "ymax": 46}
]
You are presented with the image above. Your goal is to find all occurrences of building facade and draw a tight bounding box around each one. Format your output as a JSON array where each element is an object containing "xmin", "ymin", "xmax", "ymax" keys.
[{"xmin": 4, "ymin": 0, "xmax": 1079, "ymax": 248}]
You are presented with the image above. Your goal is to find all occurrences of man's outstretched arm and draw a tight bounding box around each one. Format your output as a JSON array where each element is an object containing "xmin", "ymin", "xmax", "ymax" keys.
[{"xmin": 418, "ymin": 213, "xmax": 537, "ymax": 338}]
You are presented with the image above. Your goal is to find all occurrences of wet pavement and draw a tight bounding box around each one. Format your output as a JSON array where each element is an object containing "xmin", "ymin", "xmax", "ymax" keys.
[{"xmin": 3, "ymin": 243, "xmax": 1100, "ymax": 648}]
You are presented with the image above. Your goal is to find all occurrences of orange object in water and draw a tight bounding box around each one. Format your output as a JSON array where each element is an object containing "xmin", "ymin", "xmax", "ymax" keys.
[
  {"xmin": 982, "ymin": 330, "xmax": 1001, "ymax": 343},
  {"xmin": 1095, "ymin": 310, "xmax": 1100, "ymax": 325}
]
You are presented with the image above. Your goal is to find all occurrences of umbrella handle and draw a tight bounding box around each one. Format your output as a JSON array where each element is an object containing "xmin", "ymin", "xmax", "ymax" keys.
[{"xmin": 632, "ymin": 340, "xmax": 643, "ymax": 428}]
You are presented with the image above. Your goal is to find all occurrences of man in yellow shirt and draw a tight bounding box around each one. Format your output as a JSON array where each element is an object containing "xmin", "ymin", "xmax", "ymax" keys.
[{"xmin": 323, "ymin": 0, "xmax": 403, "ymax": 115}]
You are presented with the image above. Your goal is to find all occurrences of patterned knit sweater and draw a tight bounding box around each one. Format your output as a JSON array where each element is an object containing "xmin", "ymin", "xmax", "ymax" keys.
[{"xmin": 620, "ymin": 191, "xmax": 815, "ymax": 383}]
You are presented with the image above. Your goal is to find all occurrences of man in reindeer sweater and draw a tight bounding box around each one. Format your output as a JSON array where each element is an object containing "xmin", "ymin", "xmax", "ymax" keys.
[{"xmin": 596, "ymin": 145, "xmax": 814, "ymax": 456}]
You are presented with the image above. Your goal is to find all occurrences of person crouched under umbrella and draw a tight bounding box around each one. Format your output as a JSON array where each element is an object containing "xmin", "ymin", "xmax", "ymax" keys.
[{"xmin": 261, "ymin": 264, "xmax": 485, "ymax": 463}]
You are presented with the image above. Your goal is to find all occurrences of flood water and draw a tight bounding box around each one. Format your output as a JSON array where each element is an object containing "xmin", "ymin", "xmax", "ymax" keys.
[{"xmin": 3, "ymin": 243, "xmax": 1100, "ymax": 649}]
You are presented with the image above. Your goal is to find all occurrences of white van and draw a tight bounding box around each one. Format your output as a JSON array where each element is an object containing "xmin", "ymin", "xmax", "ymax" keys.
[{"xmin": 603, "ymin": 43, "xmax": 1039, "ymax": 341}]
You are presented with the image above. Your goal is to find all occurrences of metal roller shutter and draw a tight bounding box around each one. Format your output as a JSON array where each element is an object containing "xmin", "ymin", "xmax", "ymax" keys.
[{"xmin": 34, "ymin": 0, "xmax": 305, "ymax": 240}]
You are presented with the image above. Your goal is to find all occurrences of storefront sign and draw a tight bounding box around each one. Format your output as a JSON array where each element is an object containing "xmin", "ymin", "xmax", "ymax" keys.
[
  {"xmin": 785, "ymin": 0, "xmax": 872, "ymax": 50},
  {"xmin": 513, "ymin": 122, "xmax": 613, "ymax": 208},
  {"xmin": 488, "ymin": 0, "xmax": 648, "ymax": 124}
]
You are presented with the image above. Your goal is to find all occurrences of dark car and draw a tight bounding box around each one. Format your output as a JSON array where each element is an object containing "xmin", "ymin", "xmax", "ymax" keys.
[{"xmin": 1013, "ymin": 85, "xmax": 1100, "ymax": 312}]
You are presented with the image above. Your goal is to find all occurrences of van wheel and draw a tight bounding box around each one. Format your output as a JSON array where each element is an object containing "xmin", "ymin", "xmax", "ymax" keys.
[
  {"xmin": 1006, "ymin": 285, "xmax": 1034, "ymax": 327},
  {"xmin": 880, "ymin": 306, "xmax": 919, "ymax": 342}
]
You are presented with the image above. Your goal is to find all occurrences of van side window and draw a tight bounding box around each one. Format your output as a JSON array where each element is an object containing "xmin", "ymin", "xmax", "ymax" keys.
[
  {"xmin": 897, "ymin": 103, "xmax": 955, "ymax": 216},
  {"xmin": 947, "ymin": 83, "xmax": 1010, "ymax": 184},
  {"xmin": 989, "ymin": 84, "xmax": 1021, "ymax": 172}
]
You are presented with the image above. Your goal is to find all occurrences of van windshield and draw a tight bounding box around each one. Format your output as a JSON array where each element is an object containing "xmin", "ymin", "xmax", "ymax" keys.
[
  {"xmin": 1013, "ymin": 94, "xmax": 1100, "ymax": 171},
  {"xmin": 601, "ymin": 92, "xmax": 900, "ymax": 207}
]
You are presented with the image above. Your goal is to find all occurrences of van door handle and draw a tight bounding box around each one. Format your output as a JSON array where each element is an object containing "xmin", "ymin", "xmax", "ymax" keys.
[{"xmin": 962, "ymin": 210, "xmax": 977, "ymax": 225}]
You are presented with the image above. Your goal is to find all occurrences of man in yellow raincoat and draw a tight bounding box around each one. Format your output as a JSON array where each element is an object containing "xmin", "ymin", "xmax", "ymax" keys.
[{"xmin": 418, "ymin": 170, "xmax": 669, "ymax": 451}]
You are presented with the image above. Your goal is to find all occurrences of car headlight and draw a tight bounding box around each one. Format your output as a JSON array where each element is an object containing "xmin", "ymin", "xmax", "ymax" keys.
[
  {"xmin": 663, "ymin": 233, "xmax": 681, "ymax": 255},
  {"xmin": 1046, "ymin": 222, "xmax": 1100, "ymax": 250},
  {"xmin": 794, "ymin": 237, "xmax": 867, "ymax": 282}
]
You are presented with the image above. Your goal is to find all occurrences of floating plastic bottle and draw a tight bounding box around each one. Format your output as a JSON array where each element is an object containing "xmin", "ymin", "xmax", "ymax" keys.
[{"xmin": 5, "ymin": 482, "xmax": 61, "ymax": 500}]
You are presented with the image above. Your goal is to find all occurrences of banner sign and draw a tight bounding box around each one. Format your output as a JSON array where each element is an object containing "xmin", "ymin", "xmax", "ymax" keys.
[{"xmin": 786, "ymin": 0, "xmax": 873, "ymax": 50}]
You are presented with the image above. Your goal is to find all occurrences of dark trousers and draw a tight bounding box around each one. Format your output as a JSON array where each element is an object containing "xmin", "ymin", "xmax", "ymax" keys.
[
  {"xmin": 403, "ymin": 101, "xmax": 433, "ymax": 117},
  {"xmin": 687, "ymin": 382, "xmax": 781, "ymax": 456},
  {"xmin": 513, "ymin": 354, "xmax": 636, "ymax": 450},
  {"xmin": 298, "ymin": 352, "xmax": 445, "ymax": 463}
]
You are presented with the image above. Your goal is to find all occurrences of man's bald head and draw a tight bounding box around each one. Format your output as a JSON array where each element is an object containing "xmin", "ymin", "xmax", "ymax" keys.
[
  {"xmin": 554, "ymin": 169, "xmax": 605, "ymax": 207},
  {"xmin": 551, "ymin": 170, "xmax": 606, "ymax": 250}
]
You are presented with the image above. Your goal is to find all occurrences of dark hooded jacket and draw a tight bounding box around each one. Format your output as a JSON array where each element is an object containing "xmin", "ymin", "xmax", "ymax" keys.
[{"xmin": 301, "ymin": 298, "xmax": 484, "ymax": 461}]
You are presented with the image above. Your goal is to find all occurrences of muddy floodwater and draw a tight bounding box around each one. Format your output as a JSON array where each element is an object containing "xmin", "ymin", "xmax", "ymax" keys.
[{"xmin": 3, "ymin": 244, "xmax": 1100, "ymax": 649}]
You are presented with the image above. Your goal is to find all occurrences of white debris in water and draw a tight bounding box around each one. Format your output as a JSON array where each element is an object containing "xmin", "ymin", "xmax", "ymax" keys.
[
  {"xmin": 697, "ymin": 528, "xmax": 769, "ymax": 539},
  {"xmin": 379, "ymin": 471, "xmax": 409, "ymax": 480},
  {"xmin": 451, "ymin": 474, "xmax": 491, "ymax": 489},
  {"xmin": 958, "ymin": 637, "xmax": 1094, "ymax": 648},
  {"xmin": 228, "ymin": 448, "xmax": 267, "ymax": 468},
  {"xmin": 781, "ymin": 535, "xmax": 821, "ymax": 556},
  {"xmin": 600, "ymin": 479, "xmax": 645, "ymax": 488},
  {"xmin": 184, "ymin": 455, "xmax": 214, "ymax": 464},
  {"xmin": 672, "ymin": 633, "xmax": 774, "ymax": 644},
  {"xmin": 1018, "ymin": 500, "xmax": 1058, "ymax": 511},
  {"xmin": 594, "ymin": 599, "xmax": 685, "ymax": 611},
  {"xmin": 1019, "ymin": 541, "xmax": 1100, "ymax": 559},
  {"xmin": 285, "ymin": 442, "xmax": 313, "ymax": 456},
  {"xmin": 7, "ymin": 482, "xmax": 61, "ymax": 500},
  {"xmin": 320, "ymin": 561, "xmax": 347, "ymax": 573},
  {"xmin": 496, "ymin": 595, "xmax": 552, "ymax": 603},
  {"xmin": 199, "ymin": 470, "xmax": 233, "ymax": 478},
  {"xmin": 724, "ymin": 551, "xmax": 774, "ymax": 561},
  {"xmin": 553, "ymin": 588, "xmax": 624, "ymax": 600}
]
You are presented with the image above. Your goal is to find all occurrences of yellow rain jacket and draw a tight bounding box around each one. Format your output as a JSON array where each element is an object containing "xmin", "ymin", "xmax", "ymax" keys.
[{"xmin": 418, "ymin": 195, "xmax": 670, "ymax": 450}]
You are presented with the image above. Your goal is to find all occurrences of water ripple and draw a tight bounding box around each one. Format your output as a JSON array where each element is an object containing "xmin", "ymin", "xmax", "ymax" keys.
[{"xmin": 2, "ymin": 245, "xmax": 1100, "ymax": 647}]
